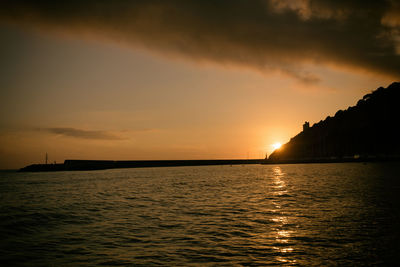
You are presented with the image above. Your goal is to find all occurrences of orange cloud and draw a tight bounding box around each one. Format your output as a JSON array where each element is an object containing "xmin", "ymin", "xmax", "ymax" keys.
[{"xmin": 40, "ymin": 127, "xmax": 124, "ymax": 140}]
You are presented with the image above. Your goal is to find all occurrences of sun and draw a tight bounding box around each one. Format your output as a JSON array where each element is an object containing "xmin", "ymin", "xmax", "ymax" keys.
[{"xmin": 272, "ymin": 142, "xmax": 282, "ymax": 150}]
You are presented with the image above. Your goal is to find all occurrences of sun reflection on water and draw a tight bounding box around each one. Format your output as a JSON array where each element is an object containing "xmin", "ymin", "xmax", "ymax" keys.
[
  {"xmin": 271, "ymin": 216, "xmax": 288, "ymax": 224},
  {"xmin": 277, "ymin": 230, "xmax": 292, "ymax": 238},
  {"xmin": 270, "ymin": 166, "xmax": 296, "ymax": 263}
]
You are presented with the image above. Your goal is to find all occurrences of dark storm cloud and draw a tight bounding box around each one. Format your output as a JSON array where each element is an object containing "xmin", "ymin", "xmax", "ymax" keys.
[
  {"xmin": 1, "ymin": 0, "xmax": 399, "ymax": 81},
  {"xmin": 43, "ymin": 127, "xmax": 123, "ymax": 140}
]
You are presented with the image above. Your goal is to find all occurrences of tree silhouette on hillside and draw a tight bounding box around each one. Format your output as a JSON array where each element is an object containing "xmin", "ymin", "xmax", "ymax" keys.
[{"xmin": 269, "ymin": 82, "xmax": 400, "ymax": 161}]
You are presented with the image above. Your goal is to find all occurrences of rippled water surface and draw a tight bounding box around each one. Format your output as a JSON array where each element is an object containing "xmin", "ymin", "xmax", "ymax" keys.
[{"xmin": 1, "ymin": 163, "xmax": 400, "ymax": 266}]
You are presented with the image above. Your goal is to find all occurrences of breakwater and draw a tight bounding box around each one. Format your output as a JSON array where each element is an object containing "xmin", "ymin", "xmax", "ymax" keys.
[
  {"xmin": 19, "ymin": 156, "xmax": 400, "ymax": 172},
  {"xmin": 19, "ymin": 159, "xmax": 266, "ymax": 172}
]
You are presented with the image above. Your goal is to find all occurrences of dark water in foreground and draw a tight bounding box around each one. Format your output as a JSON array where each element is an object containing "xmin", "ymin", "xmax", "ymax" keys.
[{"xmin": 1, "ymin": 163, "xmax": 399, "ymax": 266}]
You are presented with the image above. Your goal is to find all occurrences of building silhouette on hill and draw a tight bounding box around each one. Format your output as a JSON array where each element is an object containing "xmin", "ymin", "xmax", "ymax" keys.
[{"xmin": 303, "ymin": 121, "xmax": 310, "ymax": 132}]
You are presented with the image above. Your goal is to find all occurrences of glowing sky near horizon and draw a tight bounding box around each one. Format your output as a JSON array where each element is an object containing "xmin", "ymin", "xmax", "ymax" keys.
[{"xmin": 0, "ymin": 0, "xmax": 397, "ymax": 168}]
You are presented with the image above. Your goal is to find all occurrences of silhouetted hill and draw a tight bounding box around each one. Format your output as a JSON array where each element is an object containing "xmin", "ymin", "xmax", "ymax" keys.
[{"xmin": 269, "ymin": 82, "xmax": 400, "ymax": 162}]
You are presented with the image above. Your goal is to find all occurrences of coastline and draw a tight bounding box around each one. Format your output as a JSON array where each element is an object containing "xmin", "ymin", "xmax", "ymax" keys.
[
  {"xmin": 19, "ymin": 159, "xmax": 266, "ymax": 172},
  {"xmin": 18, "ymin": 156, "xmax": 400, "ymax": 172}
]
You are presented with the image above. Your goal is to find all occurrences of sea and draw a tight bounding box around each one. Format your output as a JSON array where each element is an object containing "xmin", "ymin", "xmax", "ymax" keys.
[{"xmin": 0, "ymin": 163, "xmax": 399, "ymax": 266}]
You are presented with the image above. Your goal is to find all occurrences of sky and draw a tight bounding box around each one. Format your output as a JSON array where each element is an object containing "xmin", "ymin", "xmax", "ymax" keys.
[{"xmin": 0, "ymin": 0, "xmax": 398, "ymax": 169}]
